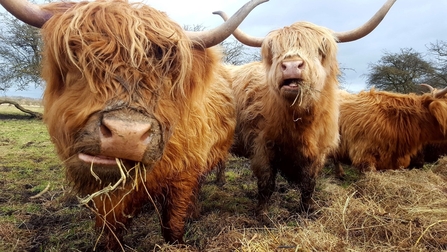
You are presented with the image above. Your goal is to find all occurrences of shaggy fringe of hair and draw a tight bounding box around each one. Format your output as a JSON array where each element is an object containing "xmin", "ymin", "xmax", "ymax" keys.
[
  {"xmin": 41, "ymin": 0, "xmax": 193, "ymax": 102},
  {"xmin": 262, "ymin": 21, "xmax": 339, "ymax": 72}
]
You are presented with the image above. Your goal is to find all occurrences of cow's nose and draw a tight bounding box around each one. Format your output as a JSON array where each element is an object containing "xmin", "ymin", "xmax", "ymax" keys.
[
  {"xmin": 281, "ymin": 60, "xmax": 305, "ymax": 71},
  {"xmin": 99, "ymin": 116, "xmax": 154, "ymax": 162},
  {"xmin": 282, "ymin": 60, "xmax": 305, "ymax": 79}
]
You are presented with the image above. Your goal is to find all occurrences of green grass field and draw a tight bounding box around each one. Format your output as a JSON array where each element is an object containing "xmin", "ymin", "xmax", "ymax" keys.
[{"xmin": 1, "ymin": 103, "xmax": 447, "ymax": 251}]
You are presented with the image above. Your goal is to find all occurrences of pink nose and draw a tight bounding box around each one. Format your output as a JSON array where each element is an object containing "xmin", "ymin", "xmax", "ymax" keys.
[
  {"xmin": 281, "ymin": 60, "xmax": 305, "ymax": 79},
  {"xmin": 99, "ymin": 116, "xmax": 154, "ymax": 162}
]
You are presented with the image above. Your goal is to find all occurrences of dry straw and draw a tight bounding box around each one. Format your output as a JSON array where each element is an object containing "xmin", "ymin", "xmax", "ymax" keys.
[
  {"xmin": 78, "ymin": 159, "xmax": 160, "ymax": 252},
  {"xmin": 197, "ymin": 162, "xmax": 447, "ymax": 251}
]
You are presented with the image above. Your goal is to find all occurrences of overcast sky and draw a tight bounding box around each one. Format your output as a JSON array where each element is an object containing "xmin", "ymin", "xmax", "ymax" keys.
[{"xmin": 3, "ymin": 0, "xmax": 447, "ymax": 98}]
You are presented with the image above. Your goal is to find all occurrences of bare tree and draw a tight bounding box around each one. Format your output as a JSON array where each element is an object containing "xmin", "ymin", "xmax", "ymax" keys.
[
  {"xmin": 0, "ymin": 11, "xmax": 43, "ymax": 93},
  {"xmin": 184, "ymin": 24, "xmax": 259, "ymax": 65},
  {"xmin": 221, "ymin": 39, "xmax": 262, "ymax": 65},
  {"xmin": 365, "ymin": 48, "xmax": 435, "ymax": 93},
  {"xmin": 0, "ymin": 0, "xmax": 48, "ymax": 118},
  {"xmin": 428, "ymin": 40, "xmax": 447, "ymax": 63},
  {"xmin": 426, "ymin": 40, "xmax": 447, "ymax": 87},
  {"xmin": 337, "ymin": 64, "xmax": 355, "ymax": 90}
]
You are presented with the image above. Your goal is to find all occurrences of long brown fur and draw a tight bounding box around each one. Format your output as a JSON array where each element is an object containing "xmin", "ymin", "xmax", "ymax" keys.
[
  {"xmin": 334, "ymin": 88, "xmax": 447, "ymax": 176},
  {"xmin": 39, "ymin": 1, "xmax": 235, "ymax": 249},
  {"xmin": 228, "ymin": 22, "xmax": 340, "ymax": 214}
]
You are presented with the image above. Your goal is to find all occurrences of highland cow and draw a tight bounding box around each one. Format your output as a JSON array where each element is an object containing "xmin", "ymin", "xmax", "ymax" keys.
[
  {"xmin": 333, "ymin": 87, "xmax": 447, "ymax": 178},
  {"xmin": 214, "ymin": 0, "xmax": 396, "ymax": 215},
  {"xmin": 0, "ymin": 0, "xmax": 267, "ymax": 249}
]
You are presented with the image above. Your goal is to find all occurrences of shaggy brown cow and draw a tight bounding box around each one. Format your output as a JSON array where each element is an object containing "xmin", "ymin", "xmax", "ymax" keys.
[
  {"xmin": 333, "ymin": 87, "xmax": 447, "ymax": 178},
  {"xmin": 0, "ymin": 0, "xmax": 267, "ymax": 249},
  {"xmin": 214, "ymin": 0, "xmax": 396, "ymax": 215}
]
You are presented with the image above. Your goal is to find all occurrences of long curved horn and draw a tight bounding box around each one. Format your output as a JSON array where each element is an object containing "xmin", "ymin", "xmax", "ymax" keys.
[
  {"xmin": 434, "ymin": 87, "xmax": 447, "ymax": 98},
  {"xmin": 213, "ymin": 0, "xmax": 396, "ymax": 47},
  {"xmin": 420, "ymin": 84, "xmax": 447, "ymax": 98},
  {"xmin": 0, "ymin": 0, "xmax": 53, "ymax": 28},
  {"xmin": 334, "ymin": 0, "xmax": 396, "ymax": 42},
  {"xmin": 213, "ymin": 10, "xmax": 263, "ymax": 47},
  {"xmin": 1, "ymin": 0, "xmax": 268, "ymax": 49},
  {"xmin": 420, "ymin": 83, "xmax": 435, "ymax": 93},
  {"xmin": 187, "ymin": 0, "xmax": 268, "ymax": 48}
]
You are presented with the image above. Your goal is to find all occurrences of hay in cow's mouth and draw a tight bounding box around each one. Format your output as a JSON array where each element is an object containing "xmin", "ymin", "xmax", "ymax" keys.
[
  {"xmin": 78, "ymin": 158, "xmax": 146, "ymax": 205},
  {"xmin": 291, "ymin": 88, "xmax": 303, "ymax": 107},
  {"xmin": 78, "ymin": 158, "xmax": 160, "ymax": 251},
  {"xmin": 290, "ymin": 84, "xmax": 314, "ymax": 107},
  {"xmin": 280, "ymin": 78, "xmax": 305, "ymax": 107}
]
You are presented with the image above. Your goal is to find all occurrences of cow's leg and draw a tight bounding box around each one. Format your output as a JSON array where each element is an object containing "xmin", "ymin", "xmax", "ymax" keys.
[
  {"xmin": 214, "ymin": 160, "xmax": 226, "ymax": 186},
  {"xmin": 409, "ymin": 149, "xmax": 425, "ymax": 169},
  {"xmin": 255, "ymin": 170, "xmax": 276, "ymax": 214},
  {"xmin": 358, "ymin": 162, "xmax": 376, "ymax": 173},
  {"xmin": 161, "ymin": 208, "xmax": 185, "ymax": 243},
  {"xmin": 296, "ymin": 158, "xmax": 324, "ymax": 214},
  {"xmin": 397, "ymin": 155, "xmax": 411, "ymax": 169},
  {"xmin": 332, "ymin": 156, "xmax": 345, "ymax": 179},
  {"xmin": 160, "ymin": 179, "xmax": 198, "ymax": 243},
  {"xmin": 251, "ymin": 151, "xmax": 276, "ymax": 216},
  {"xmin": 355, "ymin": 154, "xmax": 377, "ymax": 173},
  {"xmin": 298, "ymin": 175, "xmax": 317, "ymax": 213}
]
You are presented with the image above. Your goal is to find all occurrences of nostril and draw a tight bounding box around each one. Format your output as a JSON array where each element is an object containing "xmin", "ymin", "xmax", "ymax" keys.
[
  {"xmin": 281, "ymin": 63, "xmax": 287, "ymax": 71},
  {"xmin": 298, "ymin": 61, "xmax": 305, "ymax": 69},
  {"xmin": 100, "ymin": 123, "xmax": 112, "ymax": 138},
  {"xmin": 140, "ymin": 127, "xmax": 153, "ymax": 144}
]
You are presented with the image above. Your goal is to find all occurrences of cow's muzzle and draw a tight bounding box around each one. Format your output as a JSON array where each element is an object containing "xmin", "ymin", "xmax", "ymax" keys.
[{"xmin": 78, "ymin": 109, "xmax": 165, "ymax": 166}]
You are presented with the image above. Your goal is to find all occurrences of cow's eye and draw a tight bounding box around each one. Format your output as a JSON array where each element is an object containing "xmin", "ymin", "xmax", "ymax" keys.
[
  {"xmin": 318, "ymin": 39, "xmax": 329, "ymax": 61},
  {"xmin": 318, "ymin": 48, "xmax": 326, "ymax": 61},
  {"xmin": 153, "ymin": 45, "xmax": 164, "ymax": 61}
]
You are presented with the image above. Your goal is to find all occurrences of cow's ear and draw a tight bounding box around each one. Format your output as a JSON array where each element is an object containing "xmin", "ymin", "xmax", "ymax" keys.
[{"xmin": 429, "ymin": 100, "xmax": 447, "ymax": 135}]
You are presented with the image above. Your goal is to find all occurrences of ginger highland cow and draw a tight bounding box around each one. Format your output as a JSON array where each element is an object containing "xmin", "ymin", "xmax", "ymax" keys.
[
  {"xmin": 0, "ymin": 0, "xmax": 268, "ymax": 249},
  {"xmin": 214, "ymin": 0, "xmax": 396, "ymax": 215},
  {"xmin": 334, "ymin": 86, "xmax": 447, "ymax": 177}
]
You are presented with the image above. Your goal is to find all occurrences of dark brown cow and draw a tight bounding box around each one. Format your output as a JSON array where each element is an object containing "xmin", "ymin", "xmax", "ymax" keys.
[
  {"xmin": 409, "ymin": 85, "xmax": 447, "ymax": 168},
  {"xmin": 0, "ymin": 0, "xmax": 267, "ymax": 249},
  {"xmin": 214, "ymin": 0, "xmax": 396, "ymax": 215},
  {"xmin": 420, "ymin": 142, "xmax": 447, "ymax": 163},
  {"xmin": 333, "ymin": 87, "xmax": 447, "ymax": 178},
  {"xmin": 409, "ymin": 142, "xmax": 447, "ymax": 168}
]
